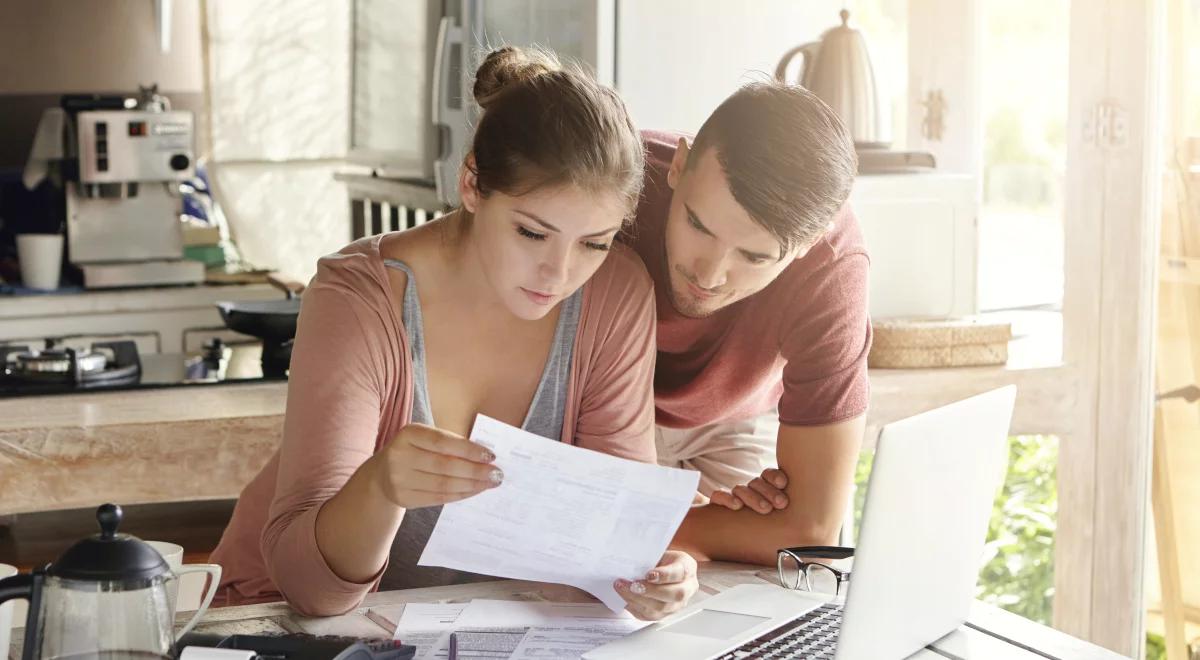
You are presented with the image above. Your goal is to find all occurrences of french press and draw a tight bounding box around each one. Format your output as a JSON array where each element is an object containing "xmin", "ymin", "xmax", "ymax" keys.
[{"xmin": 0, "ymin": 503, "xmax": 218, "ymax": 660}]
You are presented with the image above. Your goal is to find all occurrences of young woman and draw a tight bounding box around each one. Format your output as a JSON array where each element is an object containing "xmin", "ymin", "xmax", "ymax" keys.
[{"xmin": 209, "ymin": 47, "xmax": 698, "ymax": 620}]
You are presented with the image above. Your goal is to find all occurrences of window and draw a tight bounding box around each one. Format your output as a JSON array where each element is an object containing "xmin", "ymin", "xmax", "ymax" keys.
[{"xmin": 976, "ymin": 0, "xmax": 1070, "ymax": 312}]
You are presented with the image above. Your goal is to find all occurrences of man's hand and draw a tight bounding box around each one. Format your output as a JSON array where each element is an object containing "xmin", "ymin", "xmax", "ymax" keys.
[
  {"xmin": 708, "ymin": 468, "xmax": 790, "ymax": 514},
  {"xmin": 614, "ymin": 550, "xmax": 699, "ymax": 620},
  {"xmin": 672, "ymin": 416, "xmax": 865, "ymax": 566}
]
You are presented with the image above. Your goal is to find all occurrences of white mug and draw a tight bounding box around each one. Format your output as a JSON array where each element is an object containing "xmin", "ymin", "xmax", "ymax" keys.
[
  {"xmin": 145, "ymin": 541, "xmax": 221, "ymax": 637},
  {"xmin": 0, "ymin": 563, "xmax": 15, "ymax": 660},
  {"xmin": 15, "ymin": 234, "xmax": 64, "ymax": 291}
]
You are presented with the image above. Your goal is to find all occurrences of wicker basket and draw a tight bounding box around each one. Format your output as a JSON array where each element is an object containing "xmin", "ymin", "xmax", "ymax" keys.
[{"xmin": 869, "ymin": 317, "xmax": 1013, "ymax": 368}]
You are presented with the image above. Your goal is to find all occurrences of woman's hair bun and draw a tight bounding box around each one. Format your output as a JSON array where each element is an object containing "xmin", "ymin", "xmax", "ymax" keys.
[{"xmin": 473, "ymin": 46, "xmax": 561, "ymax": 110}]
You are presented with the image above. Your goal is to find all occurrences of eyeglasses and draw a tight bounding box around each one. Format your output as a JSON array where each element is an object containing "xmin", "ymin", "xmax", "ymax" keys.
[{"xmin": 776, "ymin": 545, "xmax": 854, "ymax": 596}]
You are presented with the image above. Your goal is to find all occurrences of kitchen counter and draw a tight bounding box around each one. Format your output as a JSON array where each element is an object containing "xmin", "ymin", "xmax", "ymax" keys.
[
  {"xmin": 0, "ymin": 282, "xmax": 283, "ymax": 319},
  {"xmin": 0, "ymin": 365, "xmax": 1071, "ymax": 517},
  {"xmin": 0, "ymin": 308, "xmax": 1069, "ymax": 516},
  {"xmin": 0, "ymin": 381, "xmax": 286, "ymax": 516}
]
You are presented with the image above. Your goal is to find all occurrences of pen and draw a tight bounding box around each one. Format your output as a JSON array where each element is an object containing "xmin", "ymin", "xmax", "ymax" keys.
[{"xmin": 448, "ymin": 631, "xmax": 458, "ymax": 660}]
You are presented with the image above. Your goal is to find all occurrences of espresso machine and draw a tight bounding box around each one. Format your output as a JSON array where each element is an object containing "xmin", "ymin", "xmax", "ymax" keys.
[{"xmin": 61, "ymin": 88, "xmax": 204, "ymax": 288}]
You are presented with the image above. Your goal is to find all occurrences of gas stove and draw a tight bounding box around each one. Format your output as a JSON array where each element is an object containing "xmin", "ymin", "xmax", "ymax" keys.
[
  {"xmin": 0, "ymin": 338, "xmax": 286, "ymax": 398},
  {"xmin": 0, "ymin": 340, "xmax": 142, "ymax": 392}
]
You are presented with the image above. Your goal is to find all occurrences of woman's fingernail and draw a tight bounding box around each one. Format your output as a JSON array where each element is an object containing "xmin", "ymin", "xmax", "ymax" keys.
[
  {"xmin": 775, "ymin": 496, "xmax": 786, "ymax": 506},
  {"xmin": 646, "ymin": 571, "xmax": 660, "ymax": 583},
  {"xmin": 614, "ymin": 579, "xmax": 629, "ymax": 590},
  {"xmin": 481, "ymin": 450, "xmax": 496, "ymax": 462},
  {"xmin": 489, "ymin": 469, "xmax": 504, "ymax": 484},
  {"xmin": 630, "ymin": 581, "xmax": 647, "ymax": 595}
]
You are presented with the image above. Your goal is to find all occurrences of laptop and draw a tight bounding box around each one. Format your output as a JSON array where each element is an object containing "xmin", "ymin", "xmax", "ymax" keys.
[{"xmin": 585, "ymin": 386, "xmax": 1016, "ymax": 660}]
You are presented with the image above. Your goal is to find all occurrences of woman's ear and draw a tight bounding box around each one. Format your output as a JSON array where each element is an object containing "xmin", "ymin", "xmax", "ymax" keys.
[
  {"xmin": 667, "ymin": 137, "xmax": 691, "ymax": 190},
  {"xmin": 459, "ymin": 154, "xmax": 481, "ymax": 213}
]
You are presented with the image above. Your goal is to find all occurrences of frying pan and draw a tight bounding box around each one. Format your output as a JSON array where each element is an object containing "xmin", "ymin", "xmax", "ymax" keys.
[{"xmin": 215, "ymin": 272, "xmax": 305, "ymax": 343}]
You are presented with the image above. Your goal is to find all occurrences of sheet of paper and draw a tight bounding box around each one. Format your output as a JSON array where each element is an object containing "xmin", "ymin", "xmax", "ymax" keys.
[
  {"xmin": 389, "ymin": 603, "xmax": 468, "ymax": 659},
  {"xmin": 418, "ymin": 415, "xmax": 700, "ymax": 611},
  {"xmin": 423, "ymin": 600, "xmax": 648, "ymax": 660},
  {"xmin": 452, "ymin": 599, "xmax": 648, "ymax": 630},
  {"xmin": 432, "ymin": 628, "xmax": 528, "ymax": 659},
  {"xmin": 397, "ymin": 603, "xmax": 469, "ymax": 630},
  {"xmin": 451, "ymin": 600, "xmax": 645, "ymax": 660},
  {"xmin": 507, "ymin": 625, "xmax": 638, "ymax": 660}
]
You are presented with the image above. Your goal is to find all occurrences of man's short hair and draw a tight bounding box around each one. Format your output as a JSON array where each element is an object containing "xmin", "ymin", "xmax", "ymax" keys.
[{"xmin": 689, "ymin": 82, "xmax": 857, "ymax": 254}]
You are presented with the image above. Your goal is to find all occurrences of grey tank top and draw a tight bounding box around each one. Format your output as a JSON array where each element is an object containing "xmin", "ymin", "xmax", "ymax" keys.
[{"xmin": 379, "ymin": 259, "xmax": 581, "ymax": 590}]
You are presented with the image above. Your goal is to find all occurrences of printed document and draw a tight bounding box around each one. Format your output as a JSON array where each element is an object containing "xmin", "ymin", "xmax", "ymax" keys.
[
  {"xmin": 390, "ymin": 603, "xmax": 469, "ymax": 658},
  {"xmin": 388, "ymin": 599, "xmax": 648, "ymax": 660},
  {"xmin": 451, "ymin": 599, "xmax": 647, "ymax": 630},
  {"xmin": 419, "ymin": 415, "xmax": 699, "ymax": 610},
  {"xmin": 455, "ymin": 600, "xmax": 647, "ymax": 660}
]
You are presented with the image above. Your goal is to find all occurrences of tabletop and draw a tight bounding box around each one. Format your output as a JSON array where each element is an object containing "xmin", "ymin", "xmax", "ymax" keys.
[{"xmin": 7, "ymin": 562, "xmax": 1127, "ymax": 660}]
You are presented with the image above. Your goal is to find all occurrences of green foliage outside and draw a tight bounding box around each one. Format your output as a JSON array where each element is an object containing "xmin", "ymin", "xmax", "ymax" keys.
[
  {"xmin": 976, "ymin": 435, "xmax": 1057, "ymax": 624},
  {"xmin": 1145, "ymin": 632, "xmax": 1166, "ymax": 660}
]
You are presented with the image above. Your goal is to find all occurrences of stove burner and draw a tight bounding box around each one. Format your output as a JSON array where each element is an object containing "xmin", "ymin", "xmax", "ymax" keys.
[
  {"xmin": 1, "ymin": 340, "xmax": 142, "ymax": 392},
  {"xmin": 13, "ymin": 346, "xmax": 109, "ymax": 374}
]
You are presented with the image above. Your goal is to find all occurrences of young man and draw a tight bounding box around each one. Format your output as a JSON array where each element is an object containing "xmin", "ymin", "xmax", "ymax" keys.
[{"xmin": 625, "ymin": 82, "xmax": 870, "ymax": 566}]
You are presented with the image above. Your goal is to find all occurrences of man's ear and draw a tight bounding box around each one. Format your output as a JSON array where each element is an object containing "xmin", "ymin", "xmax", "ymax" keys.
[
  {"xmin": 459, "ymin": 154, "xmax": 481, "ymax": 213},
  {"xmin": 792, "ymin": 220, "xmax": 836, "ymax": 260},
  {"xmin": 667, "ymin": 137, "xmax": 691, "ymax": 190}
]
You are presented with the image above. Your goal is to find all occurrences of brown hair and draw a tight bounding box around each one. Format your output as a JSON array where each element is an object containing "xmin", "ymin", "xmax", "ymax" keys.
[
  {"xmin": 689, "ymin": 82, "xmax": 857, "ymax": 253},
  {"xmin": 467, "ymin": 46, "xmax": 644, "ymax": 219}
]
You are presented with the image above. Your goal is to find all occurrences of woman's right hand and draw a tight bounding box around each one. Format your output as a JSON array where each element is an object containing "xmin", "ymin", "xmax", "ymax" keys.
[{"xmin": 370, "ymin": 423, "xmax": 503, "ymax": 509}]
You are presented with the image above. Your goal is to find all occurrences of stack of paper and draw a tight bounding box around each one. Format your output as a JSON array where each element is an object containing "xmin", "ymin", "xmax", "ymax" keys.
[
  {"xmin": 376, "ymin": 603, "xmax": 467, "ymax": 658},
  {"xmin": 376, "ymin": 599, "xmax": 650, "ymax": 660}
]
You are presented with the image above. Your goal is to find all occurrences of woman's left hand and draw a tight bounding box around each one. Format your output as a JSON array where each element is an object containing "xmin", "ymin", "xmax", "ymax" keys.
[{"xmin": 614, "ymin": 550, "xmax": 698, "ymax": 620}]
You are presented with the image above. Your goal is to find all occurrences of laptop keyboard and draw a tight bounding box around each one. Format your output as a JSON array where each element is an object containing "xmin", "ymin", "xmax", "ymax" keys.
[{"xmin": 715, "ymin": 602, "xmax": 843, "ymax": 659}]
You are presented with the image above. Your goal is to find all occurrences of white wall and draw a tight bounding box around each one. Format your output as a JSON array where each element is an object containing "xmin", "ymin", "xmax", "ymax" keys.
[
  {"xmin": 0, "ymin": 0, "xmax": 203, "ymax": 94},
  {"xmin": 616, "ymin": 0, "xmax": 848, "ymax": 132}
]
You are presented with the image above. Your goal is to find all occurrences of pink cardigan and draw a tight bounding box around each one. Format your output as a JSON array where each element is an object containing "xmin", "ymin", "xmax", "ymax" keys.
[{"xmin": 208, "ymin": 235, "xmax": 658, "ymax": 615}]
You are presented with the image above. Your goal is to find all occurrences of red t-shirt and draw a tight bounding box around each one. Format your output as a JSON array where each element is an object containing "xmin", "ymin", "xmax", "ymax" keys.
[{"xmin": 628, "ymin": 130, "xmax": 872, "ymax": 428}]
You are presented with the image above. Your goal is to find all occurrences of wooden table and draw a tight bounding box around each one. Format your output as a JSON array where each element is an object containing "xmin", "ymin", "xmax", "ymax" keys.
[{"xmin": 6, "ymin": 562, "xmax": 1128, "ymax": 659}]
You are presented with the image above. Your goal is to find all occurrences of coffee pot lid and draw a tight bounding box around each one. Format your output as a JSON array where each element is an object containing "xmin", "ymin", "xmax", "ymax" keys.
[
  {"xmin": 820, "ymin": 9, "xmax": 866, "ymax": 44},
  {"xmin": 47, "ymin": 504, "xmax": 170, "ymax": 582}
]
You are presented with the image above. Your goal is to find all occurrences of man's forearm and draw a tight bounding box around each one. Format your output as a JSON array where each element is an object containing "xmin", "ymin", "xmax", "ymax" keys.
[
  {"xmin": 671, "ymin": 502, "xmax": 842, "ymax": 566},
  {"xmin": 671, "ymin": 417, "xmax": 865, "ymax": 565}
]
